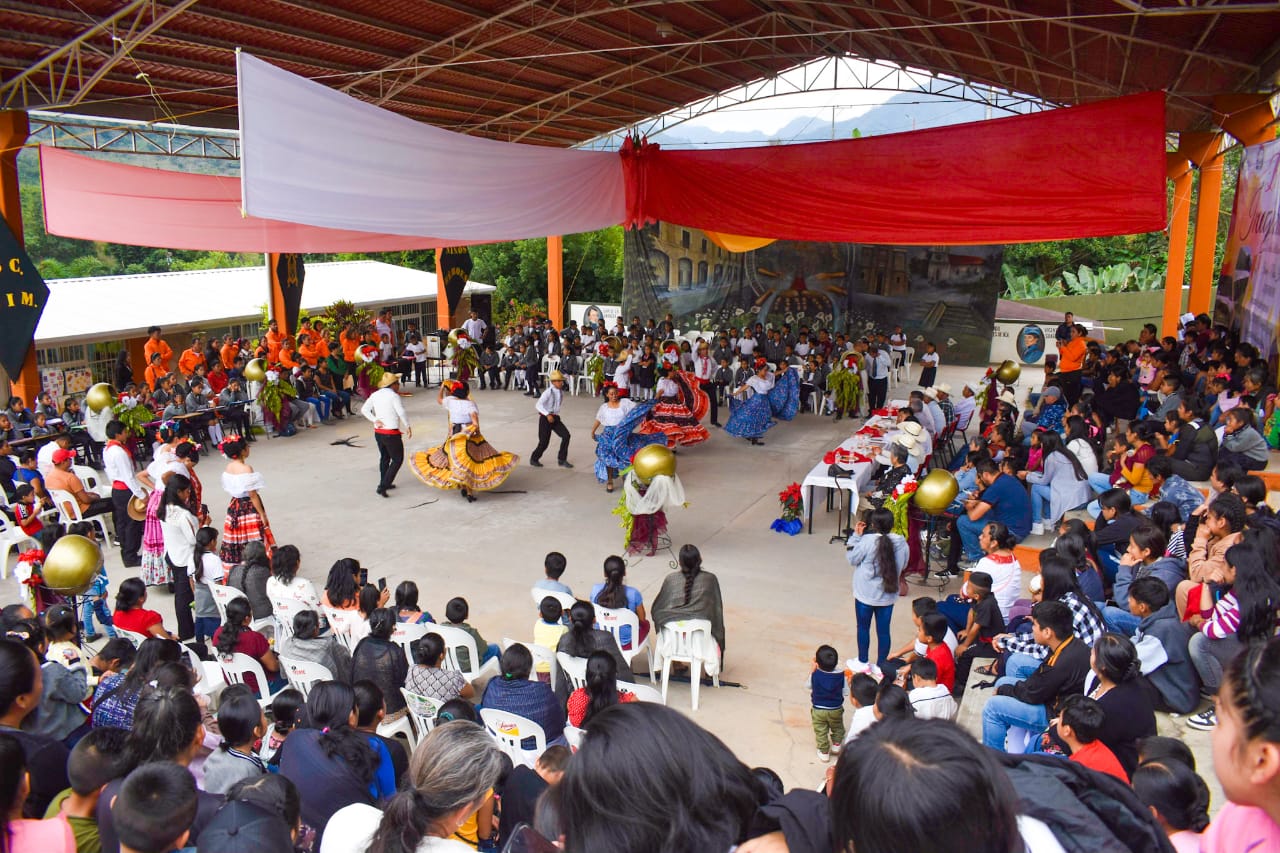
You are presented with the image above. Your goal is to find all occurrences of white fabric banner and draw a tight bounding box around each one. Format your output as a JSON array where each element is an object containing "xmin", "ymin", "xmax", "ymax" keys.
[{"xmin": 237, "ymin": 52, "xmax": 626, "ymax": 242}]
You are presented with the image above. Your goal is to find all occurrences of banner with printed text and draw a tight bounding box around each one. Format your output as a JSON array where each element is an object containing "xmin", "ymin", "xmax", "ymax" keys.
[{"xmin": 1216, "ymin": 136, "xmax": 1280, "ymax": 373}]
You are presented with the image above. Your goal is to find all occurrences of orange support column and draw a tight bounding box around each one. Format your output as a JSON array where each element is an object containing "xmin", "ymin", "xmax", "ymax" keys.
[
  {"xmin": 435, "ymin": 250, "xmax": 450, "ymax": 331},
  {"xmin": 1214, "ymin": 94, "xmax": 1278, "ymax": 147},
  {"xmin": 266, "ymin": 252, "xmax": 289, "ymax": 333},
  {"xmin": 1163, "ymin": 151, "xmax": 1193, "ymax": 336},
  {"xmin": 0, "ymin": 110, "xmax": 38, "ymax": 402},
  {"xmin": 1183, "ymin": 132, "xmax": 1224, "ymax": 318},
  {"xmin": 547, "ymin": 235, "xmax": 563, "ymax": 329}
]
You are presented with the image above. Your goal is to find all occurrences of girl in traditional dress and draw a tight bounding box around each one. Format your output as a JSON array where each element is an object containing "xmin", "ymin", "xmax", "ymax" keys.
[
  {"xmin": 219, "ymin": 436, "xmax": 274, "ymax": 564},
  {"xmin": 613, "ymin": 346, "xmax": 634, "ymax": 398},
  {"xmin": 724, "ymin": 358, "xmax": 776, "ymax": 446},
  {"xmin": 591, "ymin": 382, "xmax": 665, "ymax": 493},
  {"xmin": 768, "ymin": 360, "xmax": 801, "ymax": 422},
  {"xmin": 410, "ymin": 381, "xmax": 518, "ymax": 502},
  {"xmin": 140, "ymin": 442, "xmax": 186, "ymax": 587},
  {"xmin": 638, "ymin": 363, "xmax": 711, "ymax": 448}
]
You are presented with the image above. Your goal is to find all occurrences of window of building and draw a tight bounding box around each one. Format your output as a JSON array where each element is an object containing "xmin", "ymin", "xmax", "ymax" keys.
[
  {"xmin": 681, "ymin": 230, "xmax": 691, "ymax": 249},
  {"xmin": 701, "ymin": 239, "xmax": 707, "ymax": 253},
  {"xmin": 697, "ymin": 261, "xmax": 708, "ymax": 284},
  {"xmin": 678, "ymin": 258, "xmax": 693, "ymax": 287}
]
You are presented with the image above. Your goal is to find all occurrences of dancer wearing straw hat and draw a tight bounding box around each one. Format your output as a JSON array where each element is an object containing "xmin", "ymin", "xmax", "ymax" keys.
[
  {"xmin": 530, "ymin": 370, "xmax": 573, "ymax": 469},
  {"xmin": 361, "ymin": 373, "xmax": 412, "ymax": 497}
]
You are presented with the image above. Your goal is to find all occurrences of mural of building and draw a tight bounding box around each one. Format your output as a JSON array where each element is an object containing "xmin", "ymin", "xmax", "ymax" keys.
[
  {"xmin": 858, "ymin": 246, "xmax": 910, "ymax": 296},
  {"xmin": 644, "ymin": 223, "xmax": 731, "ymax": 291}
]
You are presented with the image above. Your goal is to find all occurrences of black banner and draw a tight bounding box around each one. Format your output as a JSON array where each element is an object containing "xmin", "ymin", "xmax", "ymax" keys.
[
  {"xmin": 439, "ymin": 247, "xmax": 472, "ymax": 321},
  {"xmin": 275, "ymin": 253, "xmax": 305, "ymax": 336},
  {"xmin": 0, "ymin": 218, "xmax": 50, "ymax": 378}
]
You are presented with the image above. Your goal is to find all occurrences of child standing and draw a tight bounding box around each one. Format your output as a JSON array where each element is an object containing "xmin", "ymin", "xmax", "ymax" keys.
[
  {"xmin": 918, "ymin": 342, "xmax": 939, "ymax": 388},
  {"xmin": 846, "ymin": 507, "xmax": 909, "ymax": 681},
  {"xmin": 192, "ymin": 527, "xmax": 223, "ymax": 649},
  {"xmin": 10, "ymin": 483, "xmax": 43, "ymax": 537},
  {"xmin": 810, "ymin": 644, "xmax": 846, "ymax": 762},
  {"xmin": 67, "ymin": 522, "xmax": 116, "ymax": 641}
]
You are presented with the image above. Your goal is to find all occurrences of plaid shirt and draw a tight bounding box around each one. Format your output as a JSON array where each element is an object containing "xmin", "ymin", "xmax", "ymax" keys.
[{"xmin": 1005, "ymin": 592, "xmax": 1103, "ymax": 660}]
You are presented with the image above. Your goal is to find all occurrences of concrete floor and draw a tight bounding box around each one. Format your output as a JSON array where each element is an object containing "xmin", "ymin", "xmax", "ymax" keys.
[{"xmin": 1, "ymin": 364, "xmax": 1220, "ymax": 799}]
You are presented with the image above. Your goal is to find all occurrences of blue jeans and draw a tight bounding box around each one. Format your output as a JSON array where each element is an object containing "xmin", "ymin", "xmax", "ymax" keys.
[
  {"xmin": 957, "ymin": 513, "xmax": 986, "ymax": 561},
  {"xmin": 305, "ymin": 395, "xmax": 331, "ymax": 421},
  {"xmin": 482, "ymin": 642, "xmax": 501, "ymax": 664},
  {"xmin": 1005, "ymin": 652, "xmax": 1041, "ymax": 680},
  {"xmin": 854, "ymin": 600, "xmax": 894, "ymax": 666},
  {"xmin": 1030, "ymin": 483, "xmax": 1052, "ymax": 524},
  {"xmin": 1103, "ymin": 605, "xmax": 1141, "ymax": 636},
  {"xmin": 982, "ymin": 675, "xmax": 1049, "ymax": 752},
  {"xmin": 82, "ymin": 597, "xmax": 115, "ymax": 637},
  {"xmin": 1087, "ymin": 472, "xmax": 1114, "ymax": 495},
  {"xmin": 320, "ymin": 390, "xmax": 344, "ymax": 415}
]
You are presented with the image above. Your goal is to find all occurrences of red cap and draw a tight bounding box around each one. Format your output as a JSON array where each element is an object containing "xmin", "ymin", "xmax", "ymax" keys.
[{"xmin": 52, "ymin": 448, "xmax": 75, "ymax": 464}]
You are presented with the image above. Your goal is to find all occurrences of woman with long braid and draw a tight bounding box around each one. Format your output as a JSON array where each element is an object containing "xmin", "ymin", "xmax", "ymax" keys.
[{"xmin": 651, "ymin": 544, "xmax": 726, "ymax": 662}]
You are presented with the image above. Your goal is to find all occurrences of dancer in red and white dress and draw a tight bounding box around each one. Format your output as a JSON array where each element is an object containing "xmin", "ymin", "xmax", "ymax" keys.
[{"xmin": 639, "ymin": 362, "xmax": 711, "ymax": 448}]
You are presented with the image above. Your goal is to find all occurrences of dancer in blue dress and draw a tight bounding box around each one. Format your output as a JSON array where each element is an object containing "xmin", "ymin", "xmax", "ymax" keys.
[
  {"xmin": 724, "ymin": 358, "xmax": 777, "ymax": 446},
  {"xmin": 768, "ymin": 362, "xmax": 800, "ymax": 421},
  {"xmin": 591, "ymin": 382, "xmax": 666, "ymax": 492}
]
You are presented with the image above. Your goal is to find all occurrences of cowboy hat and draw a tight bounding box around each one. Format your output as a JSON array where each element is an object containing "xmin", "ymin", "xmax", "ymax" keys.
[
  {"xmin": 377, "ymin": 373, "xmax": 400, "ymax": 388},
  {"xmin": 998, "ymin": 390, "xmax": 1017, "ymax": 407},
  {"xmin": 899, "ymin": 421, "xmax": 924, "ymax": 437},
  {"xmin": 922, "ymin": 387, "xmax": 938, "ymax": 399},
  {"xmin": 126, "ymin": 495, "xmax": 148, "ymax": 522},
  {"xmin": 935, "ymin": 383, "xmax": 952, "ymax": 395},
  {"xmin": 875, "ymin": 435, "xmax": 917, "ymax": 466},
  {"xmin": 548, "ymin": 370, "xmax": 566, "ymax": 382}
]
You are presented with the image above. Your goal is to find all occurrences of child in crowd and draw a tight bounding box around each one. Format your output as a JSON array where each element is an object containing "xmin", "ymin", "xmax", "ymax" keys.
[
  {"xmin": 714, "ymin": 357, "xmax": 734, "ymax": 406},
  {"xmin": 842, "ymin": 673, "xmax": 880, "ymax": 744},
  {"xmin": 1178, "ymin": 493, "xmax": 1246, "ymax": 621},
  {"xmin": 201, "ymin": 683, "xmax": 268, "ymax": 795},
  {"xmin": 534, "ymin": 597, "xmax": 569, "ymax": 681},
  {"xmin": 64, "ymin": 522, "xmax": 115, "ymax": 642},
  {"xmin": 406, "ymin": 633, "xmax": 473, "ymax": 703},
  {"xmin": 952, "ymin": 571, "xmax": 1005, "ymax": 698},
  {"xmin": 919, "ymin": 612, "xmax": 956, "ymax": 693},
  {"xmin": 1132, "ymin": 756, "xmax": 1210, "ymax": 853},
  {"xmin": 906, "ymin": 657, "xmax": 957, "ymax": 721},
  {"xmin": 38, "ymin": 605, "xmax": 91, "ymax": 741},
  {"xmin": 1127, "ymin": 577, "xmax": 1200, "ymax": 714},
  {"xmin": 113, "ymin": 762, "xmax": 200, "ymax": 853},
  {"xmin": 1056, "ymin": 694, "xmax": 1128, "ymax": 782},
  {"xmin": 45, "ymin": 726, "xmax": 132, "ymax": 853},
  {"xmin": 11, "ymin": 483, "xmax": 42, "ymax": 537},
  {"xmin": 29, "ymin": 412, "xmax": 52, "ymax": 437},
  {"xmin": 886, "ymin": 597, "xmax": 958, "ymax": 670},
  {"xmin": 810, "ymin": 644, "xmax": 846, "ymax": 762},
  {"xmin": 192, "ymin": 527, "xmax": 223, "ymax": 650},
  {"xmin": 393, "ymin": 580, "xmax": 433, "ymax": 624},
  {"xmin": 443, "ymin": 596, "xmax": 499, "ymax": 668},
  {"xmin": 265, "ymin": 688, "xmax": 305, "ymax": 763},
  {"xmin": 533, "ymin": 551, "xmax": 573, "ymax": 597}
]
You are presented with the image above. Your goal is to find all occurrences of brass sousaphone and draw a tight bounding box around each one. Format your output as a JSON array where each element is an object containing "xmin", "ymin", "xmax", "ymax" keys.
[{"xmin": 604, "ymin": 335, "xmax": 623, "ymax": 355}]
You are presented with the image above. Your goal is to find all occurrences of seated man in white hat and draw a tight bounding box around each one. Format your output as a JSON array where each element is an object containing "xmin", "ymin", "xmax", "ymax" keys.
[
  {"xmin": 922, "ymin": 387, "xmax": 947, "ymax": 438},
  {"xmin": 934, "ymin": 383, "xmax": 955, "ymax": 426},
  {"xmin": 952, "ymin": 383, "xmax": 977, "ymax": 431}
]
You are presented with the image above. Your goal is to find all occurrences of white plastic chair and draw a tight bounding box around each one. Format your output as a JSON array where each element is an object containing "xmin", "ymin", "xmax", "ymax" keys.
[
  {"xmin": 529, "ymin": 587, "xmax": 576, "ymax": 611},
  {"xmin": 377, "ymin": 711, "xmax": 416, "ymax": 748},
  {"xmin": 391, "ymin": 620, "xmax": 429, "ymax": 665},
  {"xmin": 184, "ymin": 644, "xmax": 225, "ymax": 702},
  {"xmin": 594, "ymin": 605, "xmax": 656, "ymax": 682},
  {"xmin": 48, "ymin": 489, "xmax": 111, "ymax": 542},
  {"xmin": 429, "ymin": 624, "xmax": 500, "ymax": 682},
  {"xmin": 400, "ymin": 688, "xmax": 445, "ymax": 744},
  {"xmin": 209, "ymin": 582, "xmax": 273, "ymax": 633},
  {"xmin": 556, "ymin": 652, "xmax": 588, "ymax": 692},
  {"xmin": 115, "ymin": 627, "xmax": 149, "ymax": 647},
  {"xmin": 0, "ymin": 513, "xmax": 37, "ymax": 579},
  {"xmin": 503, "ymin": 639, "xmax": 558, "ymax": 685},
  {"xmin": 323, "ymin": 606, "xmax": 365, "ymax": 652},
  {"xmin": 538, "ymin": 355, "xmax": 560, "ymax": 387},
  {"xmin": 217, "ymin": 652, "xmax": 282, "ymax": 708},
  {"xmin": 72, "ymin": 465, "xmax": 112, "ymax": 498},
  {"xmin": 563, "ymin": 725, "xmax": 585, "ymax": 750},
  {"xmin": 617, "ymin": 680, "xmax": 665, "ymax": 704},
  {"xmin": 277, "ymin": 655, "xmax": 332, "ymax": 698},
  {"xmin": 269, "ymin": 596, "xmax": 305, "ymax": 643},
  {"xmin": 480, "ymin": 707, "xmax": 547, "ymax": 767},
  {"xmin": 658, "ymin": 619, "xmax": 720, "ymax": 711},
  {"xmin": 573, "ymin": 372, "xmax": 593, "ymax": 396}
]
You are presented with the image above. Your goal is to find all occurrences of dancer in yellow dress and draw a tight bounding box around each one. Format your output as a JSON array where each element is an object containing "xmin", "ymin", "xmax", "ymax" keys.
[{"xmin": 410, "ymin": 381, "xmax": 518, "ymax": 502}]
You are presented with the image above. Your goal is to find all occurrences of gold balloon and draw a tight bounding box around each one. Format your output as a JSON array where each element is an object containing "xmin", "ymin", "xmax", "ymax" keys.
[
  {"xmin": 85, "ymin": 383, "xmax": 117, "ymax": 413},
  {"xmin": 632, "ymin": 444, "xmax": 677, "ymax": 484},
  {"xmin": 42, "ymin": 534, "xmax": 101, "ymax": 594},
  {"xmin": 913, "ymin": 468, "xmax": 960, "ymax": 516},
  {"xmin": 243, "ymin": 358, "xmax": 267, "ymax": 382},
  {"xmin": 995, "ymin": 360, "xmax": 1021, "ymax": 385}
]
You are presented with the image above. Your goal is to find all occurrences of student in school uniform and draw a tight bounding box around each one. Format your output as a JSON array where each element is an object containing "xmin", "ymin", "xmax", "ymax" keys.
[{"xmin": 918, "ymin": 342, "xmax": 940, "ymax": 388}]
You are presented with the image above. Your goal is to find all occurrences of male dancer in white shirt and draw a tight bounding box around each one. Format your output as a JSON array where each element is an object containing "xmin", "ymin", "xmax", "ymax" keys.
[
  {"xmin": 530, "ymin": 371, "xmax": 573, "ymax": 469},
  {"xmin": 361, "ymin": 374, "xmax": 412, "ymax": 497}
]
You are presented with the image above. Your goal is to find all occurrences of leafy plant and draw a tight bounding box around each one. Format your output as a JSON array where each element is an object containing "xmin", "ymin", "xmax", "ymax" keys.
[
  {"xmin": 322, "ymin": 300, "xmax": 372, "ymax": 334},
  {"xmin": 256, "ymin": 379, "xmax": 297, "ymax": 420},
  {"xmin": 1001, "ymin": 265, "xmax": 1063, "ymax": 299},
  {"xmin": 494, "ymin": 296, "xmax": 547, "ymax": 330},
  {"xmin": 111, "ymin": 401, "xmax": 153, "ymax": 436},
  {"xmin": 827, "ymin": 366, "xmax": 861, "ymax": 413}
]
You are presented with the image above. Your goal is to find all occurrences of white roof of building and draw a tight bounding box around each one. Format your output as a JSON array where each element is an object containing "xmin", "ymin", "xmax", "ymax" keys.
[{"xmin": 36, "ymin": 260, "xmax": 495, "ymax": 346}]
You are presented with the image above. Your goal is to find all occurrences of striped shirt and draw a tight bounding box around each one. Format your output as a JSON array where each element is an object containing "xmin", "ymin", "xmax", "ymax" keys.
[{"xmin": 1004, "ymin": 592, "xmax": 1103, "ymax": 660}]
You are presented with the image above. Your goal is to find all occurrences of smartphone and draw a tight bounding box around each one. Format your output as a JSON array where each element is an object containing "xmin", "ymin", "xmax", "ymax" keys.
[
  {"xmin": 358, "ymin": 567, "xmax": 369, "ymax": 587},
  {"xmin": 377, "ymin": 576, "xmax": 387, "ymax": 591},
  {"xmin": 501, "ymin": 825, "xmax": 558, "ymax": 853}
]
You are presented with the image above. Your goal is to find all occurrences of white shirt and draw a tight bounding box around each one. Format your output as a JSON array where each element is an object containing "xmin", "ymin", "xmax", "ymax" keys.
[
  {"xmin": 462, "ymin": 317, "xmax": 487, "ymax": 340},
  {"xmin": 926, "ymin": 400, "xmax": 947, "ymax": 436},
  {"xmin": 866, "ymin": 351, "xmax": 891, "ymax": 380},
  {"xmin": 920, "ymin": 351, "xmax": 940, "ymax": 367},
  {"xmin": 952, "ymin": 395, "xmax": 976, "ymax": 427},
  {"xmin": 443, "ymin": 397, "xmax": 477, "ymax": 425},
  {"xmin": 103, "ymin": 441, "xmax": 145, "ymax": 498},
  {"xmin": 160, "ymin": 504, "xmax": 198, "ymax": 574},
  {"xmin": 406, "ymin": 341, "xmax": 426, "ymax": 363},
  {"xmin": 656, "ymin": 377, "xmax": 678, "ymax": 397},
  {"xmin": 535, "ymin": 386, "xmax": 563, "ymax": 417},
  {"xmin": 1067, "ymin": 438, "xmax": 1100, "ymax": 477},
  {"xmin": 738, "ymin": 337, "xmax": 757, "ymax": 355},
  {"xmin": 595, "ymin": 399, "xmax": 635, "ymax": 427},
  {"xmin": 36, "ymin": 441, "xmax": 58, "ymax": 477},
  {"xmin": 361, "ymin": 387, "xmax": 410, "ymax": 432},
  {"xmin": 889, "ymin": 333, "xmax": 907, "ymax": 352},
  {"xmin": 614, "ymin": 355, "xmax": 633, "ymax": 389},
  {"xmin": 693, "ymin": 355, "xmax": 714, "ymax": 381},
  {"xmin": 197, "ymin": 551, "xmax": 223, "ymax": 585},
  {"xmin": 909, "ymin": 684, "xmax": 958, "ymax": 721},
  {"xmin": 266, "ymin": 575, "xmax": 320, "ymax": 610},
  {"xmin": 745, "ymin": 374, "xmax": 774, "ymax": 395}
]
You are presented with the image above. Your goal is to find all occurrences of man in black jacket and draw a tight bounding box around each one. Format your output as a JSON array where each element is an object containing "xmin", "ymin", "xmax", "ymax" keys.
[{"xmin": 982, "ymin": 600, "xmax": 1089, "ymax": 752}]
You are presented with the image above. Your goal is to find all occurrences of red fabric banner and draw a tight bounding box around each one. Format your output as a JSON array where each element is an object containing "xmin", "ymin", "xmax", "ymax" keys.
[
  {"xmin": 621, "ymin": 91, "xmax": 1167, "ymax": 245},
  {"xmin": 39, "ymin": 147, "xmax": 450, "ymax": 253}
]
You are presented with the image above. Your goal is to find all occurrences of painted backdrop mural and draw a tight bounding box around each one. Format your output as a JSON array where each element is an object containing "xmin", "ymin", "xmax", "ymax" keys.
[{"xmin": 622, "ymin": 223, "xmax": 1002, "ymax": 366}]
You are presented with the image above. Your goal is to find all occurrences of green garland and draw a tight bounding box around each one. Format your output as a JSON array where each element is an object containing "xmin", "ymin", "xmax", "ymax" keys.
[
  {"xmin": 453, "ymin": 346, "xmax": 479, "ymax": 370},
  {"xmin": 827, "ymin": 367, "xmax": 861, "ymax": 412},
  {"xmin": 110, "ymin": 402, "xmax": 153, "ymax": 436},
  {"xmin": 256, "ymin": 379, "xmax": 297, "ymax": 419},
  {"xmin": 611, "ymin": 466, "xmax": 635, "ymax": 550},
  {"xmin": 357, "ymin": 359, "xmax": 385, "ymax": 389},
  {"xmin": 886, "ymin": 491, "xmax": 912, "ymax": 537},
  {"xmin": 586, "ymin": 355, "xmax": 604, "ymax": 391}
]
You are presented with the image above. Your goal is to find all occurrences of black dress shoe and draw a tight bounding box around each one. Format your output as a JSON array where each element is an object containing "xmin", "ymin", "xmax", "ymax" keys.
[
  {"xmin": 558, "ymin": 460, "xmax": 574, "ymax": 468},
  {"xmin": 376, "ymin": 486, "xmax": 388, "ymax": 497},
  {"xmin": 529, "ymin": 459, "xmax": 544, "ymax": 468}
]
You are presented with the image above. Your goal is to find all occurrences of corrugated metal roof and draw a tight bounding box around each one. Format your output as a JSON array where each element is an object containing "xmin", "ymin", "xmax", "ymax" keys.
[{"xmin": 35, "ymin": 259, "xmax": 494, "ymax": 345}]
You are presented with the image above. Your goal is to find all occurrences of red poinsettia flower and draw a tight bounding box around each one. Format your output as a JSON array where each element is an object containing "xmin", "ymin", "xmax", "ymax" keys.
[{"xmin": 823, "ymin": 452, "xmax": 836, "ymax": 465}]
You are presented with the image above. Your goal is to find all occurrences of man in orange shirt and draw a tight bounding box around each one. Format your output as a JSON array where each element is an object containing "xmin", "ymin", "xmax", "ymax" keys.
[
  {"xmin": 340, "ymin": 325, "xmax": 361, "ymax": 374},
  {"xmin": 143, "ymin": 326, "xmax": 173, "ymax": 373},
  {"xmin": 219, "ymin": 334, "xmax": 241, "ymax": 370},
  {"xmin": 44, "ymin": 448, "xmax": 113, "ymax": 519},
  {"xmin": 297, "ymin": 332, "xmax": 321, "ymax": 368},
  {"xmin": 144, "ymin": 352, "xmax": 167, "ymax": 390},
  {"xmin": 178, "ymin": 337, "xmax": 207, "ymax": 377},
  {"xmin": 1054, "ymin": 323, "xmax": 1100, "ymax": 406},
  {"xmin": 278, "ymin": 339, "xmax": 301, "ymax": 370},
  {"xmin": 265, "ymin": 319, "xmax": 286, "ymax": 364}
]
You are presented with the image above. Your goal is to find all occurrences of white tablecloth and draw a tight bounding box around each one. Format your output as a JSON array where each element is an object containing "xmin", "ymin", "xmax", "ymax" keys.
[{"xmin": 799, "ymin": 413, "xmax": 900, "ymax": 533}]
